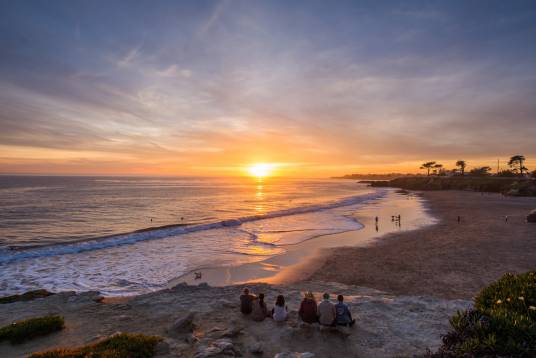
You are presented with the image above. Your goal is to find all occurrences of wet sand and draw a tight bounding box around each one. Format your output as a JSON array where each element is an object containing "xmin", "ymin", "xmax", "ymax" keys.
[
  {"xmin": 170, "ymin": 189, "xmax": 436, "ymax": 287},
  {"xmin": 308, "ymin": 191, "xmax": 536, "ymax": 299}
]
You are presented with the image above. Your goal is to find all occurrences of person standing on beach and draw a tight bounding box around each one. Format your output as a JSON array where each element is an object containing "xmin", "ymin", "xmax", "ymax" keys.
[
  {"xmin": 335, "ymin": 295, "xmax": 355, "ymax": 327},
  {"xmin": 240, "ymin": 288, "xmax": 256, "ymax": 315},
  {"xmin": 318, "ymin": 293, "xmax": 336, "ymax": 326}
]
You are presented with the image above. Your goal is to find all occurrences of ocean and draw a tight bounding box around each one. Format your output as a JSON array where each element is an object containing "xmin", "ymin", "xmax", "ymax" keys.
[{"xmin": 0, "ymin": 176, "xmax": 385, "ymax": 296}]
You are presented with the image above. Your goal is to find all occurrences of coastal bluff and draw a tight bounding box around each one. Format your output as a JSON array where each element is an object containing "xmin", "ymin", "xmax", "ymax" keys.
[
  {"xmin": 0, "ymin": 282, "xmax": 469, "ymax": 357},
  {"xmin": 364, "ymin": 176, "xmax": 536, "ymax": 196}
]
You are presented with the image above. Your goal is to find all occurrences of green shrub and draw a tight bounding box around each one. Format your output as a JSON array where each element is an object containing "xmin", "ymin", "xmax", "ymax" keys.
[
  {"xmin": 428, "ymin": 271, "xmax": 536, "ymax": 357},
  {"xmin": 0, "ymin": 315, "xmax": 64, "ymax": 344},
  {"xmin": 0, "ymin": 289, "xmax": 54, "ymax": 304},
  {"xmin": 29, "ymin": 333, "xmax": 162, "ymax": 358}
]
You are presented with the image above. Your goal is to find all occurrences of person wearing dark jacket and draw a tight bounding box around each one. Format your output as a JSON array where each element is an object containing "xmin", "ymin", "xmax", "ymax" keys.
[
  {"xmin": 299, "ymin": 291, "xmax": 318, "ymax": 324},
  {"xmin": 335, "ymin": 294, "xmax": 355, "ymax": 327},
  {"xmin": 251, "ymin": 293, "xmax": 269, "ymax": 321},
  {"xmin": 240, "ymin": 288, "xmax": 256, "ymax": 315}
]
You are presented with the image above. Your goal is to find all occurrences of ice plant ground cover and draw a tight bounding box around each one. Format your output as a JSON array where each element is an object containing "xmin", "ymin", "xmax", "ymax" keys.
[
  {"xmin": 28, "ymin": 333, "xmax": 162, "ymax": 358},
  {"xmin": 425, "ymin": 271, "xmax": 536, "ymax": 357},
  {"xmin": 0, "ymin": 315, "xmax": 64, "ymax": 344}
]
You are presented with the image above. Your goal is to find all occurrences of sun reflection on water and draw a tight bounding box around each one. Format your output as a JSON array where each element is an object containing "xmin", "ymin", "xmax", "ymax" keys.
[
  {"xmin": 255, "ymin": 181, "xmax": 264, "ymax": 212},
  {"xmin": 256, "ymin": 184, "xmax": 264, "ymax": 198}
]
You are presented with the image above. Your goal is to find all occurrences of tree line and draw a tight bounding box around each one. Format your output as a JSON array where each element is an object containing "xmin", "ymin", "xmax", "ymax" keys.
[{"xmin": 420, "ymin": 155, "xmax": 534, "ymax": 178}]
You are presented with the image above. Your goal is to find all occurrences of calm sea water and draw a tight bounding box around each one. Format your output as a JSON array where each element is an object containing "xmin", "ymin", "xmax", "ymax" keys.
[{"xmin": 0, "ymin": 176, "xmax": 383, "ymax": 296}]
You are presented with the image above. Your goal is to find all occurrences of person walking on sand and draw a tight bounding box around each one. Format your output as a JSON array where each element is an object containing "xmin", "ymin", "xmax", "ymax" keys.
[
  {"xmin": 240, "ymin": 288, "xmax": 256, "ymax": 315},
  {"xmin": 272, "ymin": 294, "xmax": 288, "ymax": 322},
  {"xmin": 335, "ymin": 295, "xmax": 355, "ymax": 327},
  {"xmin": 251, "ymin": 293, "xmax": 269, "ymax": 321},
  {"xmin": 299, "ymin": 291, "xmax": 318, "ymax": 324},
  {"xmin": 318, "ymin": 292, "xmax": 336, "ymax": 326}
]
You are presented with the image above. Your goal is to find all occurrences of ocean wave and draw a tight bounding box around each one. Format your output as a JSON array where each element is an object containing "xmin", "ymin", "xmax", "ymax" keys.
[{"xmin": 0, "ymin": 189, "xmax": 386, "ymax": 265}]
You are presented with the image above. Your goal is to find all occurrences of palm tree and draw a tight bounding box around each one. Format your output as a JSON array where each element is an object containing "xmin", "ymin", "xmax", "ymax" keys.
[
  {"xmin": 434, "ymin": 163, "xmax": 443, "ymax": 175},
  {"xmin": 508, "ymin": 155, "xmax": 527, "ymax": 176},
  {"xmin": 455, "ymin": 160, "xmax": 467, "ymax": 175},
  {"xmin": 420, "ymin": 161, "xmax": 436, "ymax": 176}
]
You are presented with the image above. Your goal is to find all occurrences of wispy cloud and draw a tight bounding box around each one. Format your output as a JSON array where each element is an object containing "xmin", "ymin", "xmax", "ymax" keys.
[
  {"xmin": 198, "ymin": 0, "xmax": 232, "ymax": 37},
  {"xmin": 155, "ymin": 65, "xmax": 192, "ymax": 78},
  {"xmin": 0, "ymin": 1, "xmax": 535, "ymax": 175}
]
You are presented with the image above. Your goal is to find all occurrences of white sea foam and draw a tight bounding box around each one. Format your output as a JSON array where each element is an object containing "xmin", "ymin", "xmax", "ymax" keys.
[
  {"xmin": 0, "ymin": 189, "xmax": 387, "ymax": 296},
  {"xmin": 0, "ymin": 190, "xmax": 386, "ymax": 265}
]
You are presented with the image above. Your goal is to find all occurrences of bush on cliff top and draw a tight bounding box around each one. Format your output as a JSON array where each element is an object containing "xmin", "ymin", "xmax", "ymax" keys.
[
  {"xmin": 0, "ymin": 315, "xmax": 64, "ymax": 344},
  {"xmin": 427, "ymin": 271, "xmax": 536, "ymax": 357},
  {"xmin": 370, "ymin": 176, "xmax": 536, "ymax": 196},
  {"xmin": 29, "ymin": 333, "xmax": 162, "ymax": 358}
]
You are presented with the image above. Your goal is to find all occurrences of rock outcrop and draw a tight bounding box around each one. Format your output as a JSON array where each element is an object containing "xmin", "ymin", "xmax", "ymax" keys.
[
  {"xmin": 194, "ymin": 338, "xmax": 238, "ymax": 357},
  {"xmin": 527, "ymin": 209, "xmax": 536, "ymax": 223},
  {"xmin": 0, "ymin": 282, "xmax": 471, "ymax": 358},
  {"xmin": 275, "ymin": 353, "xmax": 315, "ymax": 358},
  {"xmin": 168, "ymin": 312, "xmax": 195, "ymax": 334}
]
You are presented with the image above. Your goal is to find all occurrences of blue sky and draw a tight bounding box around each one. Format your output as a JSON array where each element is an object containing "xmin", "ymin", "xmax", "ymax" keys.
[{"xmin": 1, "ymin": 0, "xmax": 535, "ymax": 175}]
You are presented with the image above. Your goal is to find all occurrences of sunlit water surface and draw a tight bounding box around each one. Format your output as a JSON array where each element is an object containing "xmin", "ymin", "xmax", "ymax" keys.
[{"xmin": 0, "ymin": 176, "xmax": 386, "ymax": 295}]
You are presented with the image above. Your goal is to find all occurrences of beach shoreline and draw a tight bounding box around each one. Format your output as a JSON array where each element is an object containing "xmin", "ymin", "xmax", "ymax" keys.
[
  {"xmin": 307, "ymin": 190, "xmax": 536, "ymax": 299},
  {"xmin": 168, "ymin": 188, "xmax": 435, "ymax": 288},
  {"xmin": 0, "ymin": 179, "xmax": 384, "ymax": 297}
]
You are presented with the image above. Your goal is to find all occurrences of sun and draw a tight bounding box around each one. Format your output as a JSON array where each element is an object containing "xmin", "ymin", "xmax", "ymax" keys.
[{"xmin": 247, "ymin": 163, "xmax": 276, "ymax": 178}]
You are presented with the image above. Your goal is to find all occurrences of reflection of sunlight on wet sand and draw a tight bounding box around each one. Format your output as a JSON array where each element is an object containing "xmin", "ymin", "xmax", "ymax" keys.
[
  {"xmin": 246, "ymin": 245, "xmax": 277, "ymax": 256},
  {"xmin": 170, "ymin": 190, "xmax": 434, "ymax": 288},
  {"xmin": 258, "ymin": 262, "xmax": 280, "ymax": 272}
]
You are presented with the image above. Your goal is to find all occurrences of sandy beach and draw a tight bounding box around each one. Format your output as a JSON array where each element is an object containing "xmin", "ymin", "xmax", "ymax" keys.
[
  {"xmin": 170, "ymin": 189, "xmax": 435, "ymax": 287},
  {"xmin": 308, "ymin": 191, "xmax": 536, "ymax": 299},
  {"xmin": 1, "ymin": 190, "xmax": 535, "ymax": 357}
]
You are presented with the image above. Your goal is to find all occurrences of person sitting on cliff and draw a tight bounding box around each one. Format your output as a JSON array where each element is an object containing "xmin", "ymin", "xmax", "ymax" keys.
[
  {"xmin": 299, "ymin": 291, "xmax": 318, "ymax": 324},
  {"xmin": 318, "ymin": 292, "xmax": 336, "ymax": 326},
  {"xmin": 335, "ymin": 294, "xmax": 355, "ymax": 327},
  {"xmin": 240, "ymin": 288, "xmax": 256, "ymax": 315},
  {"xmin": 272, "ymin": 294, "xmax": 288, "ymax": 322},
  {"xmin": 251, "ymin": 293, "xmax": 269, "ymax": 321}
]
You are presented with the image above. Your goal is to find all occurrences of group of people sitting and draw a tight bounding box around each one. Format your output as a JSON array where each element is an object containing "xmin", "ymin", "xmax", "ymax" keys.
[{"xmin": 239, "ymin": 288, "xmax": 356, "ymax": 327}]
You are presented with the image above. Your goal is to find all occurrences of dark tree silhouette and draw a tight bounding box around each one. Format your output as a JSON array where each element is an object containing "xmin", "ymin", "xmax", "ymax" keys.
[
  {"xmin": 455, "ymin": 160, "xmax": 466, "ymax": 175},
  {"xmin": 434, "ymin": 163, "xmax": 444, "ymax": 176},
  {"xmin": 469, "ymin": 166, "xmax": 491, "ymax": 176},
  {"xmin": 497, "ymin": 169, "xmax": 516, "ymax": 177},
  {"xmin": 420, "ymin": 161, "xmax": 436, "ymax": 176},
  {"xmin": 508, "ymin": 155, "xmax": 527, "ymax": 176}
]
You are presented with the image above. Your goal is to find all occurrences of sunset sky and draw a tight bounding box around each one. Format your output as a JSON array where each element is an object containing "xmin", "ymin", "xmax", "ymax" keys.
[{"xmin": 1, "ymin": 1, "xmax": 535, "ymax": 177}]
